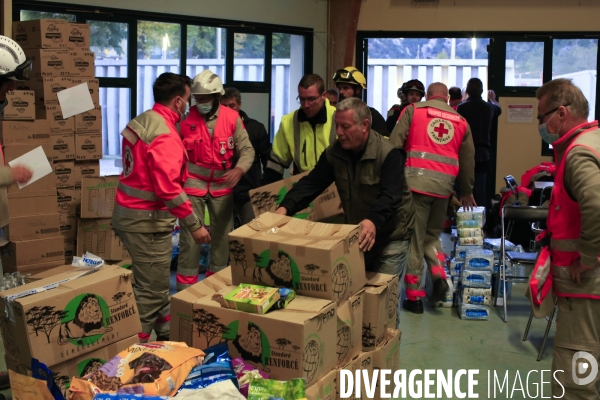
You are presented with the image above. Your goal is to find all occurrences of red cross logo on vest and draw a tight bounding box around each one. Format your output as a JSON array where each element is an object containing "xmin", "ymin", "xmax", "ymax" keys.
[
  {"xmin": 427, "ymin": 118, "xmax": 455, "ymax": 144},
  {"xmin": 123, "ymin": 146, "xmax": 134, "ymax": 177}
]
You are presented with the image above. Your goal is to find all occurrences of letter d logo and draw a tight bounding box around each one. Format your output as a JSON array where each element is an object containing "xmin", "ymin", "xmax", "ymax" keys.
[{"xmin": 572, "ymin": 351, "xmax": 598, "ymax": 386}]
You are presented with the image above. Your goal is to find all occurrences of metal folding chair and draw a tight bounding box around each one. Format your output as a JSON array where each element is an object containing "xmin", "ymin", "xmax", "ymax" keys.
[{"xmin": 499, "ymin": 205, "xmax": 549, "ymax": 323}]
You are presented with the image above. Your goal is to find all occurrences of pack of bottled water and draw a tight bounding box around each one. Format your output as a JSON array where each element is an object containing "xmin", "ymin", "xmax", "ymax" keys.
[
  {"xmin": 464, "ymin": 249, "xmax": 494, "ymax": 271},
  {"xmin": 459, "ymin": 299, "xmax": 490, "ymax": 320},
  {"xmin": 461, "ymin": 286, "xmax": 492, "ymax": 306},
  {"xmin": 461, "ymin": 269, "xmax": 492, "ymax": 288},
  {"xmin": 450, "ymin": 258, "xmax": 464, "ymax": 276},
  {"xmin": 0, "ymin": 272, "xmax": 30, "ymax": 292},
  {"xmin": 483, "ymin": 238, "xmax": 516, "ymax": 260}
]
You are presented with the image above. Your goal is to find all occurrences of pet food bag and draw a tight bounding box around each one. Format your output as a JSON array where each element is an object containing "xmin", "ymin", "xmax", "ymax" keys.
[{"xmin": 69, "ymin": 342, "xmax": 205, "ymax": 400}]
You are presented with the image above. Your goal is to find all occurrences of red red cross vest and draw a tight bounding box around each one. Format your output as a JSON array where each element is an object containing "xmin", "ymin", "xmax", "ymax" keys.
[
  {"xmin": 180, "ymin": 105, "xmax": 238, "ymax": 197},
  {"xmin": 547, "ymin": 123, "xmax": 600, "ymax": 299},
  {"xmin": 404, "ymin": 103, "xmax": 468, "ymax": 197}
]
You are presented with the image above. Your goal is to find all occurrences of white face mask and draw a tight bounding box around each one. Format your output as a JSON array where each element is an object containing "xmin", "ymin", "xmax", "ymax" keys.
[
  {"xmin": 537, "ymin": 110, "xmax": 562, "ymax": 144},
  {"xmin": 196, "ymin": 102, "xmax": 213, "ymax": 115}
]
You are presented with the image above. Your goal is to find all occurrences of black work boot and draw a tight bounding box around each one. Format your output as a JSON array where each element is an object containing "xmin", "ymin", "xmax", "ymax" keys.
[
  {"xmin": 156, "ymin": 334, "xmax": 170, "ymax": 342},
  {"xmin": 403, "ymin": 299, "xmax": 424, "ymax": 314},
  {"xmin": 429, "ymin": 277, "xmax": 450, "ymax": 303}
]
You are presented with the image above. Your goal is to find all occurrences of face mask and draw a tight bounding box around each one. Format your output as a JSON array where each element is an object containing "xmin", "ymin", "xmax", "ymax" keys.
[
  {"xmin": 537, "ymin": 110, "xmax": 561, "ymax": 144},
  {"xmin": 176, "ymin": 97, "xmax": 188, "ymax": 118},
  {"xmin": 538, "ymin": 124, "xmax": 560, "ymax": 144},
  {"xmin": 196, "ymin": 102, "xmax": 213, "ymax": 115}
]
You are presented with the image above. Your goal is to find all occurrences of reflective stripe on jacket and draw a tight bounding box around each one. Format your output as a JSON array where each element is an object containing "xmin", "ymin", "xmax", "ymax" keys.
[
  {"xmin": 404, "ymin": 104, "xmax": 467, "ymax": 197},
  {"xmin": 113, "ymin": 104, "xmax": 200, "ymax": 230}
]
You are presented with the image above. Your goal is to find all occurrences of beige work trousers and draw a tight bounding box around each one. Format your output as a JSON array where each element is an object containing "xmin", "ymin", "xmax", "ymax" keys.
[
  {"xmin": 114, "ymin": 229, "xmax": 172, "ymax": 340},
  {"xmin": 178, "ymin": 193, "xmax": 233, "ymax": 291},
  {"xmin": 405, "ymin": 192, "xmax": 448, "ymax": 298},
  {"xmin": 552, "ymin": 296, "xmax": 600, "ymax": 399}
]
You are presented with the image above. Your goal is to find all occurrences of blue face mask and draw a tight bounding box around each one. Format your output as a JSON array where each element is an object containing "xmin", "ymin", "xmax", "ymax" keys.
[
  {"xmin": 538, "ymin": 123, "xmax": 559, "ymax": 144},
  {"xmin": 537, "ymin": 110, "xmax": 561, "ymax": 144},
  {"xmin": 196, "ymin": 102, "xmax": 213, "ymax": 115}
]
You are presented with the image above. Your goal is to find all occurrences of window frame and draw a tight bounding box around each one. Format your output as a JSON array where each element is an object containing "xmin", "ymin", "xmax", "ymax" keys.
[{"xmin": 13, "ymin": 0, "xmax": 313, "ymax": 154}]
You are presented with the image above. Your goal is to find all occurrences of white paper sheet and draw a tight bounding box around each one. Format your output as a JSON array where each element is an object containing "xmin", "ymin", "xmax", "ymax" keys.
[
  {"xmin": 57, "ymin": 82, "xmax": 95, "ymax": 118},
  {"xmin": 8, "ymin": 146, "xmax": 53, "ymax": 189}
]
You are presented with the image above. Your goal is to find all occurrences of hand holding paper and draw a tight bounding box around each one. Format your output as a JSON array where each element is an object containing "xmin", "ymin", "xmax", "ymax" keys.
[
  {"xmin": 11, "ymin": 165, "xmax": 33, "ymax": 184},
  {"xmin": 7, "ymin": 146, "xmax": 53, "ymax": 189}
]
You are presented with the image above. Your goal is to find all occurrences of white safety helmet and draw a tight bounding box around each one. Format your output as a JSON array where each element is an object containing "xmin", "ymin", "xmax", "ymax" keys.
[
  {"xmin": 0, "ymin": 36, "xmax": 31, "ymax": 81},
  {"xmin": 191, "ymin": 69, "xmax": 224, "ymax": 95}
]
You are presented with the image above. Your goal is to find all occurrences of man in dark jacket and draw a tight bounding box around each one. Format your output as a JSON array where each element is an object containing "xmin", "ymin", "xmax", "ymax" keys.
[
  {"xmin": 456, "ymin": 78, "xmax": 502, "ymax": 209},
  {"xmin": 276, "ymin": 97, "xmax": 414, "ymax": 326},
  {"xmin": 221, "ymin": 88, "xmax": 272, "ymax": 225}
]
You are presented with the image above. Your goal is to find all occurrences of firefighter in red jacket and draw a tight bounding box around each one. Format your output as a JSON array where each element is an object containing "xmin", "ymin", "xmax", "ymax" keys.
[
  {"xmin": 112, "ymin": 73, "xmax": 209, "ymax": 342},
  {"xmin": 177, "ymin": 70, "xmax": 255, "ymax": 290},
  {"xmin": 530, "ymin": 79, "xmax": 600, "ymax": 398},
  {"xmin": 390, "ymin": 82, "xmax": 475, "ymax": 314}
]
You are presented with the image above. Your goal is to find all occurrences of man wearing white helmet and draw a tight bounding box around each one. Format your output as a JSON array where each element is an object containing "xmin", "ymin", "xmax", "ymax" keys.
[
  {"xmin": 177, "ymin": 70, "xmax": 254, "ymax": 289},
  {"xmin": 0, "ymin": 36, "xmax": 34, "ymax": 392}
]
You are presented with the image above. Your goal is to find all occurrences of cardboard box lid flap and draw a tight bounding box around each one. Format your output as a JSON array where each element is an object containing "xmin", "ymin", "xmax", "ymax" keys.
[
  {"xmin": 242, "ymin": 213, "xmax": 359, "ymax": 248},
  {"xmin": 172, "ymin": 267, "xmax": 233, "ymax": 302},
  {"xmin": 366, "ymin": 271, "xmax": 398, "ymax": 287},
  {"xmin": 3, "ymin": 265, "xmax": 128, "ymax": 306}
]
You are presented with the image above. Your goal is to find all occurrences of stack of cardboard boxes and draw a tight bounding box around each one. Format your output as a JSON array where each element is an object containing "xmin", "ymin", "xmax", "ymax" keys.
[
  {"xmin": 171, "ymin": 210, "xmax": 402, "ymax": 399},
  {"xmin": 77, "ymin": 175, "xmax": 129, "ymax": 263},
  {"xmin": 11, "ymin": 19, "xmax": 105, "ymax": 265},
  {"xmin": 1, "ymin": 265, "xmax": 142, "ymax": 398}
]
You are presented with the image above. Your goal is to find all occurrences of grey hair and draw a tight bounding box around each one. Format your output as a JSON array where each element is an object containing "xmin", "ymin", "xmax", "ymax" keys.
[
  {"xmin": 536, "ymin": 78, "xmax": 589, "ymax": 120},
  {"xmin": 336, "ymin": 97, "xmax": 372, "ymax": 126}
]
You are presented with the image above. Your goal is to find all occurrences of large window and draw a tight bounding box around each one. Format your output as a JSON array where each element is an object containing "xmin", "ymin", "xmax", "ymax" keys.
[
  {"xmin": 15, "ymin": 1, "xmax": 312, "ymax": 171},
  {"xmin": 364, "ymin": 37, "xmax": 490, "ymax": 115}
]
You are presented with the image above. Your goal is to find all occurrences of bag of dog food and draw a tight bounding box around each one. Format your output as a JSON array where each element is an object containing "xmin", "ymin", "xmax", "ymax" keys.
[{"xmin": 69, "ymin": 342, "xmax": 205, "ymax": 400}]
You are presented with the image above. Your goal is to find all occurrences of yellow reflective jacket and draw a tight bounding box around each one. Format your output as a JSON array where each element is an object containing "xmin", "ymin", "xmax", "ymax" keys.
[{"xmin": 267, "ymin": 103, "xmax": 337, "ymax": 175}]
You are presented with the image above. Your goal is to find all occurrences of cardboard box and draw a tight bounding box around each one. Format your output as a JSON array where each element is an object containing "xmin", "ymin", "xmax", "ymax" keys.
[
  {"xmin": 362, "ymin": 273, "xmax": 399, "ymax": 351},
  {"xmin": 73, "ymin": 160, "xmax": 100, "ymax": 187},
  {"xmin": 7, "ymin": 188, "xmax": 56, "ymax": 200},
  {"xmin": 64, "ymin": 240, "xmax": 75, "ymax": 265},
  {"xmin": 80, "ymin": 176, "xmax": 118, "ymax": 218},
  {"xmin": 49, "ymin": 132, "xmax": 75, "ymax": 161},
  {"xmin": 1, "ymin": 91, "xmax": 35, "ymax": 120},
  {"xmin": 306, "ymin": 369, "xmax": 337, "ymax": 400},
  {"xmin": 75, "ymin": 133, "xmax": 102, "ymax": 160},
  {"xmin": 59, "ymin": 212, "xmax": 76, "ymax": 241},
  {"xmin": 0, "ymin": 265, "xmax": 141, "ymax": 368},
  {"xmin": 70, "ymin": 77, "xmax": 99, "ymax": 105},
  {"xmin": 53, "ymin": 161, "xmax": 76, "ymax": 188},
  {"xmin": 7, "ymin": 192, "xmax": 57, "ymax": 218},
  {"xmin": 76, "ymin": 218, "xmax": 129, "ymax": 260},
  {"xmin": 336, "ymin": 289, "xmax": 364, "ymax": 367},
  {"xmin": 57, "ymin": 187, "xmax": 80, "ymax": 216},
  {"xmin": 5, "ymin": 334, "xmax": 138, "ymax": 399},
  {"xmin": 26, "ymin": 264, "xmax": 83, "ymax": 281},
  {"xmin": 1, "ymin": 236, "xmax": 64, "ymax": 267},
  {"xmin": 67, "ymin": 51, "xmax": 95, "ymax": 77},
  {"xmin": 171, "ymin": 285, "xmax": 337, "ymax": 387},
  {"xmin": 4, "ymin": 143, "xmax": 52, "ymax": 164},
  {"xmin": 65, "ymin": 23, "xmax": 90, "ymax": 51},
  {"xmin": 337, "ymin": 351, "xmax": 375, "ymax": 400},
  {"xmin": 249, "ymin": 172, "xmax": 342, "ymax": 221},
  {"xmin": 34, "ymin": 107, "xmax": 75, "ymax": 134},
  {"xmin": 12, "ymin": 19, "xmax": 68, "ymax": 50},
  {"xmin": 75, "ymin": 105, "xmax": 101, "ymax": 133},
  {"xmin": 7, "ymin": 213, "xmax": 61, "ymax": 241},
  {"xmin": 17, "ymin": 77, "xmax": 72, "ymax": 105},
  {"xmin": 372, "ymin": 329, "xmax": 401, "ymax": 400},
  {"xmin": 0, "ymin": 120, "xmax": 52, "ymax": 145},
  {"xmin": 25, "ymin": 48, "xmax": 72, "ymax": 78},
  {"xmin": 229, "ymin": 212, "xmax": 365, "ymax": 304},
  {"xmin": 2, "ymin": 259, "xmax": 64, "ymax": 275}
]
